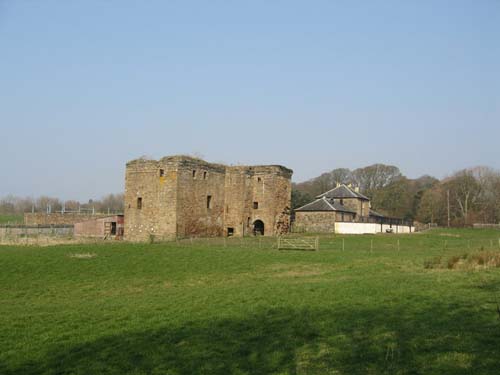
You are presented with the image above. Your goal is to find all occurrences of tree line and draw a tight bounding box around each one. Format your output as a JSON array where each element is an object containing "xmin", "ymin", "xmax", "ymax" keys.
[
  {"xmin": 0, "ymin": 193, "xmax": 125, "ymax": 215},
  {"xmin": 292, "ymin": 164, "xmax": 500, "ymax": 226},
  {"xmin": 2, "ymin": 164, "xmax": 499, "ymax": 227}
]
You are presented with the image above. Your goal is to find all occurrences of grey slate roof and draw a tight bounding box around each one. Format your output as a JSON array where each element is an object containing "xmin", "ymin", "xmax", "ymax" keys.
[
  {"xmin": 369, "ymin": 209, "xmax": 386, "ymax": 218},
  {"xmin": 295, "ymin": 197, "xmax": 357, "ymax": 213},
  {"xmin": 316, "ymin": 184, "xmax": 370, "ymax": 200}
]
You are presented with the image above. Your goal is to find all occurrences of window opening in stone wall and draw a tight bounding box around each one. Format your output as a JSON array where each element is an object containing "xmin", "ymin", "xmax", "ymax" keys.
[
  {"xmin": 227, "ymin": 227, "xmax": 234, "ymax": 237},
  {"xmin": 192, "ymin": 170, "xmax": 196, "ymax": 178},
  {"xmin": 253, "ymin": 202, "xmax": 259, "ymax": 209},
  {"xmin": 340, "ymin": 199, "xmax": 344, "ymax": 205},
  {"xmin": 137, "ymin": 197, "xmax": 142, "ymax": 209},
  {"xmin": 159, "ymin": 169, "xmax": 164, "ymax": 177},
  {"xmin": 111, "ymin": 222, "xmax": 117, "ymax": 235},
  {"xmin": 203, "ymin": 171, "xmax": 207, "ymax": 179},
  {"xmin": 257, "ymin": 177, "xmax": 262, "ymax": 182},
  {"xmin": 207, "ymin": 195, "xmax": 212, "ymax": 209}
]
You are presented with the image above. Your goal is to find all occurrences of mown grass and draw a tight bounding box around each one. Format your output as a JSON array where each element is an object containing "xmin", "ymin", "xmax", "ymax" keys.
[
  {"xmin": 1, "ymin": 228, "xmax": 500, "ymax": 374},
  {"xmin": 0, "ymin": 214, "xmax": 23, "ymax": 224}
]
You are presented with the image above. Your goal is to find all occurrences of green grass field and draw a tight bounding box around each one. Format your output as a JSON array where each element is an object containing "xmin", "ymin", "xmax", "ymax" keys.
[
  {"xmin": 1, "ymin": 229, "xmax": 500, "ymax": 374},
  {"xmin": 0, "ymin": 214, "xmax": 23, "ymax": 224}
]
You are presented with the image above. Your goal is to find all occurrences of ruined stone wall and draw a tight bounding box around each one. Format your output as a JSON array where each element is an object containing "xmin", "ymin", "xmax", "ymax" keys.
[
  {"xmin": 293, "ymin": 211, "xmax": 336, "ymax": 233},
  {"xmin": 124, "ymin": 156, "xmax": 293, "ymax": 241},
  {"xmin": 24, "ymin": 212, "xmax": 109, "ymax": 226},
  {"xmin": 124, "ymin": 158, "xmax": 178, "ymax": 241},
  {"xmin": 223, "ymin": 166, "xmax": 292, "ymax": 237},
  {"xmin": 175, "ymin": 158, "xmax": 226, "ymax": 238},
  {"xmin": 223, "ymin": 167, "xmax": 252, "ymax": 237},
  {"xmin": 250, "ymin": 167, "xmax": 292, "ymax": 236}
]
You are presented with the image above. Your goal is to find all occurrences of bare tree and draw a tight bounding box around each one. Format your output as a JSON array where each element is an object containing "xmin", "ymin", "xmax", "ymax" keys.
[
  {"xmin": 444, "ymin": 169, "xmax": 482, "ymax": 226},
  {"xmin": 352, "ymin": 164, "xmax": 402, "ymax": 193}
]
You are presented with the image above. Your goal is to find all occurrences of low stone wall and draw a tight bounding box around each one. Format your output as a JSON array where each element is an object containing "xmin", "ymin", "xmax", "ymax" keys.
[
  {"xmin": 293, "ymin": 212, "xmax": 336, "ymax": 233},
  {"xmin": 0, "ymin": 225, "xmax": 74, "ymax": 237},
  {"xmin": 24, "ymin": 213, "xmax": 110, "ymax": 226}
]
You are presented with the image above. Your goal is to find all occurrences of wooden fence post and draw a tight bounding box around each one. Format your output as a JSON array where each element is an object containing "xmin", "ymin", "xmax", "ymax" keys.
[{"xmin": 397, "ymin": 239, "xmax": 400, "ymax": 252}]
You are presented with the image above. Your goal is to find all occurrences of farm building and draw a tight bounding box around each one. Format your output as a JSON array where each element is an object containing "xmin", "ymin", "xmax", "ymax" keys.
[
  {"xmin": 74, "ymin": 215, "xmax": 124, "ymax": 239},
  {"xmin": 124, "ymin": 155, "xmax": 293, "ymax": 242},
  {"xmin": 294, "ymin": 184, "xmax": 412, "ymax": 234}
]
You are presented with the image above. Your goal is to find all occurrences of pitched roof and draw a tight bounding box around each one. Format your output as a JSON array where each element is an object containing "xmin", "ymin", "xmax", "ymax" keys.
[
  {"xmin": 316, "ymin": 184, "xmax": 370, "ymax": 200},
  {"xmin": 295, "ymin": 197, "xmax": 357, "ymax": 213},
  {"xmin": 369, "ymin": 209, "xmax": 385, "ymax": 218}
]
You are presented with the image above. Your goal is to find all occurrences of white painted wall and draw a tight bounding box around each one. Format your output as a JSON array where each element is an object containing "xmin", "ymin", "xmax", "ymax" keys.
[
  {"xmin": 335, "ymin": 222, "xmax": 412, "ymax": 234},
  {"xmin": 335, "ymin": 222, "xmax": 379, "ymax": 234}
]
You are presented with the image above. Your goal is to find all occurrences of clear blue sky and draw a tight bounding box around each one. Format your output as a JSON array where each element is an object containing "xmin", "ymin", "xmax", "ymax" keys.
[{"xmin": 1, "ymin": 1, "xmax": 499, "ymax": 201}]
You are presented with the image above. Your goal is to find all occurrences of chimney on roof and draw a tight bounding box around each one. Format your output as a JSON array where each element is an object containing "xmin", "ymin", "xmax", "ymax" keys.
[
  {"xmin": 354, "ymin": 186, "xmax": 360, "ymax": 193},
  {"xmin": 336, "ymin": 181, "xmax": 340, "ymax": 187}
]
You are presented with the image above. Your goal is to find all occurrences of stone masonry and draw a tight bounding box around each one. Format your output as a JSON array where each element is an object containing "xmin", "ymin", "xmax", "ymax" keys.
[
  {"xmin": 24, "ymin": 212, "xmax": 111, "ymax": 226},
  {"xmin": 124, "ymin": 156, "xmax": 293, "ymax": 242}
]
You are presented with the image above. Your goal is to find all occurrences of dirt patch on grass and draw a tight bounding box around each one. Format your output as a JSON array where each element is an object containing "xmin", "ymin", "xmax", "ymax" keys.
[{"xmin": 68, "ymin": 253, "xmax": 97, "ymax": 259}]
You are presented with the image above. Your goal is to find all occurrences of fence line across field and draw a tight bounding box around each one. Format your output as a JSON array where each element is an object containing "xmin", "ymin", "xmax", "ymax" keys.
[
  {"xmin": 172, "ymin": 235, "xmax": 500, "ymax": 253},
  {"xmin": 2, "ymin": 230, "xmax": 500, "ymax": 252}
]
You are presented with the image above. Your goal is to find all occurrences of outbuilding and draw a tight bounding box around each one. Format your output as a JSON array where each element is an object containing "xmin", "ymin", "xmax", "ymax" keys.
[
  {"xmin": 294, "ymin": 184, "xmax": 412, "ymax": 234},
  {"xmin": 74, "ymin": 215, "xmax": 124, "ymax": 239}
]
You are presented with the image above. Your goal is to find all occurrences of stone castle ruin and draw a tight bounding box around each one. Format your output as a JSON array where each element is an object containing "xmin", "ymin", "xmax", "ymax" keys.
[{"xmin": 124, "ymin": 156, "xmax": 293, "ymax": 242}]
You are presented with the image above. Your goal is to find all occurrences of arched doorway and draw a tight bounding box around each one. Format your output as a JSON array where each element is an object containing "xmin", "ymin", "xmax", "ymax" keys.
[{"xmin": 253, "ymin": 220, "xmax": 264, "ymax": 236}]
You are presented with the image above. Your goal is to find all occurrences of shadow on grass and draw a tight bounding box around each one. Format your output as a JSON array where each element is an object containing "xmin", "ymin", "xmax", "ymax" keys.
[{"xmin": 6, "ymin": 303, "xmax": 500, "ymax": 375}]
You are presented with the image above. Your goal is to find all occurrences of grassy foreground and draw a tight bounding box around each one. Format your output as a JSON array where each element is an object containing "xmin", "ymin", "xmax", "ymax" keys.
[{"xmin": 1, "ymin": 229, "xmax": 500, "ymax": 374}]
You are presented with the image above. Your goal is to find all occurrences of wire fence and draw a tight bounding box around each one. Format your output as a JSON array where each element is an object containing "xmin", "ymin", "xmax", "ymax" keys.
[
  {"xmin": 2, "ymin": 228, "xmax": 500, "ymax": 254},
  {"xmin": 159, "ymin": 234, "xmax": 500, "ymax": 254}
]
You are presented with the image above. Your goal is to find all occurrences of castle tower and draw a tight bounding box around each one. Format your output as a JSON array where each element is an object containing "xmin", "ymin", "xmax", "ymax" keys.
[{"xmin": 124, "ymin": 156, "xmax": 292, "ymax": 242}]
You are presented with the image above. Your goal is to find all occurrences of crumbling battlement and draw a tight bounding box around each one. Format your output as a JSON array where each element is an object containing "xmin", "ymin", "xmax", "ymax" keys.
[{"xmin": 124, "ymin": 156, "xmax": 293, "ymax": 242}]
